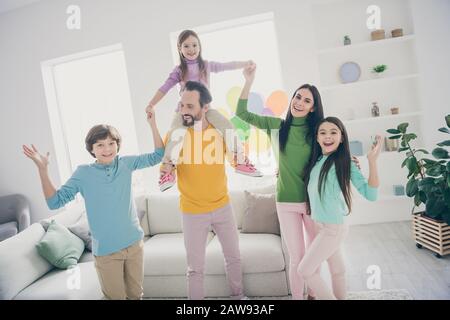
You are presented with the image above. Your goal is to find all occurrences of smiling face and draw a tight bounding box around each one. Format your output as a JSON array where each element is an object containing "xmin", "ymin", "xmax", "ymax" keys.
[
  {"xmin": 317, "ymin": 121, "xmax": 343, "ymax": 155},
  {"xmin": 290, "ymin": 88, "xmax": 314, "ymax": 118},
  {"xmin": 179, "ymin": 35, "xmax": 200, "ymax": 61},
  {"xmin": 92, "ymin": 136, "xmax": 118, "ymax": 164},
  {"xmin": 180, "ymin": 89, "xmax": 207, "ymax": 127}
]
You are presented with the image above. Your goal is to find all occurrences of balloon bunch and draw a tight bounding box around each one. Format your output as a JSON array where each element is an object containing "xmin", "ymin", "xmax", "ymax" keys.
[{"xmin": 216, "ymin": 87, "xmax": 289, "ymax": 153}]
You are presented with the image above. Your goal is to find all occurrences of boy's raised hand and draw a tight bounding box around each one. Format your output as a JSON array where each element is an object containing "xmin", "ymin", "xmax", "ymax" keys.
[
  {"xmin": 23, "ymin": 144, "xmax": 50, "ymax": 171},
  {"xmin": 367, "ymin": 135, "xmax": 382, "ymax": 162}
]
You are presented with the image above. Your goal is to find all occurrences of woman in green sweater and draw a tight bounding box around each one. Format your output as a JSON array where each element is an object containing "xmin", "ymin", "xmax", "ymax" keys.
[{"xmin": 236, "ymin": 65, "xmax": 324, "ymax": 300}]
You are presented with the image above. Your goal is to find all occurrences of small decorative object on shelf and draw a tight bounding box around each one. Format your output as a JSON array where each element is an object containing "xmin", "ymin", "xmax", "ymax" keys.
[
  {"xmin": 339, "ymin": 61, "xmax": 361, "ymax": 83},
  {"xmin": 349, "ymin": 141, "xmax": 363, "ymax": 156},
  {"xmin": 391, "ymin": 28, "xmax": 403, "ymax": 37},
  {"xmin": 385, "ymin": 137, "xmax": 399, "ymax": 151},
  {"xmin": 372, "ymin": 64, "xmax": 388, "ymax": 74},
  {"xmin": 371, "ymin": 102, "xmax": 380, "ymax": 117},
  {"xmin": 343, "ymin": 35, "xmax": 351, "ymax": 45},
  {"xmin": 393, "ymin": 185, "xmax": 405, "ymax": 196},
  {"xmin": 371, "ymin": 29, "xmax": 385, "ymax": 41},
  {"xmin": 390, "ymin": 107, "xmax": 400, "ymax": 115}
]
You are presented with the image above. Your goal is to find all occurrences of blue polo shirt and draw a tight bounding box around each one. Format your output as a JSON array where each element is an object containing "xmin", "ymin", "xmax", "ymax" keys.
[{"xmin": 47, "ymin": 148, "xmax": 163, "ymax": 256}]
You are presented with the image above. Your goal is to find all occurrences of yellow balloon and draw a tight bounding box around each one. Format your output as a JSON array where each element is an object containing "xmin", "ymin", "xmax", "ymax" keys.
[
  {"xmin": 248, "ymin": 128, "xmax": 272, "ymax": 153},
  {"xmin": 226, "ymin": 86, "xmax": 242, "ymax": 113}
]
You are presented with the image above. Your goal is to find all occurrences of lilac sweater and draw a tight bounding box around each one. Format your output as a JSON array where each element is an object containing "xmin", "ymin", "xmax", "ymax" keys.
[{"xmin": 159, "ymin": 58, "xmax": 241, "ymax": 94}]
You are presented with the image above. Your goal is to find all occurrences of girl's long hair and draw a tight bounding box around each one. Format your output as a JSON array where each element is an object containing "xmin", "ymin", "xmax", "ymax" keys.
[
  {"xmin": 279, "ymin": 84, "xmax": 324, "ymax": 152},
  {"xmin": 177, "ymin": 30, "xmax": 207, "ymax": 82},
  {"xmin": 304, "ymin": 117, "xmax": 353, "ymax": 215}
]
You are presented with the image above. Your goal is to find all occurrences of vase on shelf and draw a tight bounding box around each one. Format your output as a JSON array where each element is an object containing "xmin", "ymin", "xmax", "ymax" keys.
[
  {"xmin": 344, "ymin": 35, "xmax": 351, "ymax": 45},
  {"xmin": 371, "ymin": 102, "xmax": 380, "ymax": 117}
]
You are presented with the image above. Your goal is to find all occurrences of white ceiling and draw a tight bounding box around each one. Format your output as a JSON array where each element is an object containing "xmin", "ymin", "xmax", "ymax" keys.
[{"xmin": 0, "ymin": 0, "xmax": 42, "ymax": 14}]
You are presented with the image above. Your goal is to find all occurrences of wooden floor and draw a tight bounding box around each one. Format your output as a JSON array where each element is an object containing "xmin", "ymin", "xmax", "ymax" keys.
[{"xmin": 327, "ymin": 221, "xmax": 450, "ymax": 300}]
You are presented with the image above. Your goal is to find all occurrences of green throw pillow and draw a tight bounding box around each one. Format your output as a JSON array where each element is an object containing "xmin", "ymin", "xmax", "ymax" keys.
[{"xmin": 36, "ymin": 220, "xmax": 85, "ymax": 269}]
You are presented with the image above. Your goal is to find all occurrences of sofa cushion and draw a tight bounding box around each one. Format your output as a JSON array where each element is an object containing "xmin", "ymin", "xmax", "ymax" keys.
[
  {"xmin": 14, "ymin": 261, "xmax": 103, "ymax": 300},
  {"xmin": 205, "ymin": 232, "xmax": 285, "ymax": 274},
  {"xmin": 0, "ymin": 223, "xmax": 53, "ymax": 300},
  {"xmin": 143, "ymin": 232, "xmax": 214, "ymax": 276},
  {"xmin": 147, "ymin": 193, "xmax": 183, "ymax": 236},
  {"xmin": 241, "ymin": 191, "xmax": 280, "ymax": 235},
  {"xmin": 36, "ymin": 221, "xmax": 85, "ymax": 269},
  {"xmin": 0, "ymin": 221, "xmax": 18, "ymax": 241}
]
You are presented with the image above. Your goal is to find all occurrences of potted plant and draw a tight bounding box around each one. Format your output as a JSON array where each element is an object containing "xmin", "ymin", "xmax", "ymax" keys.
[
  {"xmin": 344, "ymin": 35, "xmax": 351, "ymax": 45},
  {"xmin": 386, "ymin": 115, "xmax": 450, "ymax": 258},
  {"xmin": 372, "ymin": 64, "xmax": 388, "ymax": 78}
]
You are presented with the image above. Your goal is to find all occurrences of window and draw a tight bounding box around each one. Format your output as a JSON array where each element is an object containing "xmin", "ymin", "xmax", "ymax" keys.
[{"xmin": 41, "ymin": 44, "xmax": 140, "ymax": 189}]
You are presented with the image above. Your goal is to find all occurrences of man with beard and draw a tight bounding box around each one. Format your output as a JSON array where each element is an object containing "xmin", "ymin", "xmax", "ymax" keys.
[{"xmin": 159, "ymin": 81, "xmax": 247, "ymax": 300}]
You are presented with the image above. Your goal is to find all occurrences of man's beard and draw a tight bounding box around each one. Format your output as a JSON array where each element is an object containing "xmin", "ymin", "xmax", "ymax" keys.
[{"xmin": 182, "ymin": 114, "xmax": 200, "ymax": 127}]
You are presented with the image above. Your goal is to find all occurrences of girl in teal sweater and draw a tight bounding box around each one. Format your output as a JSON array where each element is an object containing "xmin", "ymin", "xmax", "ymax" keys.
[
  {"xmin": 237, "ymin": 65, "xmax": 324, "ymax": 299},
  {"xmin": 299, "ymin": 117, "xmax": 382, "ymax": 300}
]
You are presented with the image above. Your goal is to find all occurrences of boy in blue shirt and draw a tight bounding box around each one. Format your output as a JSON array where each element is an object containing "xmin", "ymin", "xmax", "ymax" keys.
[{"xmin": 23, "ymin": 109, "xmax": 164, "ymax": 299}]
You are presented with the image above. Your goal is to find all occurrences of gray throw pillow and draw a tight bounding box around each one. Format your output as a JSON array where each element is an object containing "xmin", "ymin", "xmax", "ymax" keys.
[
  {"xmin": 67, "ymin": 216, "xmax": 92, "ymax": 252},
  {"xmin": 241, "ymin": 191, "xmax": 280, "ymax": 235}
]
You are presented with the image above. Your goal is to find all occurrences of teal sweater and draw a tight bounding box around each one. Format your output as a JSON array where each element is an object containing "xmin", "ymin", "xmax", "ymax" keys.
[
  {"xmin": 308, "ymin": 155, "xmax": 378, "ymax": 224},
  {"xmin": 47, "ymin": 148, "xmax": 164, "ymax": 256},
  {"xmin": 236, "ymin": 99, "xmax": 311, "ymax": 203}
]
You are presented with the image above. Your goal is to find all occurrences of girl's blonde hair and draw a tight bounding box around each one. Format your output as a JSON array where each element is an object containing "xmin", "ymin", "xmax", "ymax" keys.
[{"xmin": 177, "ymin": 30, "xmax": 207, "ymax": 82}]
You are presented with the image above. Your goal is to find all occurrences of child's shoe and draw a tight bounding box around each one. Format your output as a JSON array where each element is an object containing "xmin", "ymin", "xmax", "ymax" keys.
[
  {"xmin": 234, "ymin": 155, "xmax": 263, "ymax": 177},
  {"xmin": 159, "ymin": 171, "xmax": 176, "ymax": 192}
]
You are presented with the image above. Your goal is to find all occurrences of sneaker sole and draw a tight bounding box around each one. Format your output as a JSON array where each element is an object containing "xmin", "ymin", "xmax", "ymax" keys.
[
  {"xmin": 159, "ymin": 182, "xmax": 175, "ymax": 192},
  {"xmin": 235, "ymin": 170, "xmax": 263, "ymax": 177}
]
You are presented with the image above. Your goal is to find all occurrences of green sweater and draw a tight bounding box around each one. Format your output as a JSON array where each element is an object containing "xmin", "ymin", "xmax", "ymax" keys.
[{"xmin": 236, "ymin": 99, "xmax": 311, "ymax": 203}]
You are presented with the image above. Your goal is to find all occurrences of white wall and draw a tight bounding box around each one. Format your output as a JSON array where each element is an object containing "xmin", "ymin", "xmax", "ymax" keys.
[
  {"xmin": 410, "ymin": 0, "xmax": 450, "ymax": 149},
  {"xmin": 0, "ymin": 0, "xmax": 448, "ymax": 223},
  {"xmin": 0, "ymin": 0, "xmax": 318, "ymax": 222}
]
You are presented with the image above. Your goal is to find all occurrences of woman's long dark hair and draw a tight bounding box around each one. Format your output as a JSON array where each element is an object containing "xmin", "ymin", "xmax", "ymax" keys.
[
  {"xmin": 279, "ymin": 84, "xmax": 324, "ymax": 152},
  {"xmin": 177, "ymin": 30, "xmax": 207, "ymax": 82},
  {"xmin": 304, "ymin": 117, "xmax": 353, "ymax": 215}
]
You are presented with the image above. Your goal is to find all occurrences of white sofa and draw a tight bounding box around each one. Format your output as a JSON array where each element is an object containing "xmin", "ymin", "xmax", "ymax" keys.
[{"xmin": 0, "ymin": 185, "xmax": 291, "ymax": 299}]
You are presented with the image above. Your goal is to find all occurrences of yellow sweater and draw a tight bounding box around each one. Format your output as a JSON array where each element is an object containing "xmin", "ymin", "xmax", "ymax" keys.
[{"xmin": 170, "ymin": 124, "xmax": 230, "ymax": 214}]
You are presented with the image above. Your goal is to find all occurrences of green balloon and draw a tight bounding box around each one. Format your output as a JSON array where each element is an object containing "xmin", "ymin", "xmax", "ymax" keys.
[{"xmin": 230, "ymin": 116, "xmax": 251, "ymax": 141}]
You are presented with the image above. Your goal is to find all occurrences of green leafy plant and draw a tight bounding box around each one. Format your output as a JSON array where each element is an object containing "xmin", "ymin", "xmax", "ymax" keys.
[
  {"xmin": 344, "ymin": 35, "xmax": 350, "ymax": 41},
  {"xmin": 386, "ymin": 115, "xmax": 450, "ymax": 224},
  {"xmin": 372, "ymin": 64, "xmax": 388, "ymax": 73}
]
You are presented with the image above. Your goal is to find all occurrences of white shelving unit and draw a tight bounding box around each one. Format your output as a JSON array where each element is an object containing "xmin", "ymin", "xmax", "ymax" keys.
[{"xmin": 311, "ymin": 0, "xmax": 423, "ymax": 224}]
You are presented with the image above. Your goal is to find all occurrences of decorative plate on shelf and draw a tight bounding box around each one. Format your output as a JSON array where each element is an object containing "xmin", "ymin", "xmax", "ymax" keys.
[{"xmin": 339, "ymin": 61, "xmax": 361, "ymax": 83}]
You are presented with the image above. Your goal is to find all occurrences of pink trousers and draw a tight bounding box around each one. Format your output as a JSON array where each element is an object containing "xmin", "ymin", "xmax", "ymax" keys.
[
  {"xmin": 182, "ymin": 203, "xmax": 243, "ymax": 300},
  {"xmin": 276, "ymin": 202, "xmax": 318, "ymax": 300},
  {"xmin": 298, "ymin": 222, "xmax": 349, "ymax": 300}
]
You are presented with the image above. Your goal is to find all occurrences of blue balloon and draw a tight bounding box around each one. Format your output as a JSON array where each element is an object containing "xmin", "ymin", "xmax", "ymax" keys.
[{"xmin": 248, "ymin": 92, "xmax": 264, "ymax": 115}]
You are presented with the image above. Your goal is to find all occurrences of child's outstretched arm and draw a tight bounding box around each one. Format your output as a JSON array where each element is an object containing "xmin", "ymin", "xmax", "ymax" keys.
[
  {"xmin": 367, "ymin": 135, "xmax": 382, "ymax": 188},
  {"xmin": 23, "ymin": 144, "xmax": 56, "ymax": 199},
  {"xmin": 146, "ymin": 67, "xmax": 182, "ymax": 113},
  {"xmin": 146, "ymin": 90, "xmax": 166, "ymax": 113}
]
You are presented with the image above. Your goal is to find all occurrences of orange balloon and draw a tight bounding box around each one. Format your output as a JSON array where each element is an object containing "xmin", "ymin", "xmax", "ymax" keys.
[{"xmin": 266, "ymin": 90, "xmax": 289, "ymax": 116}]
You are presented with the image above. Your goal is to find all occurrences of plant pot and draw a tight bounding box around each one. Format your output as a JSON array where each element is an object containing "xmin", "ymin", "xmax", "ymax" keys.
[{"xmin": 412, "ymin": 212, "xmax": 450, "ymax": 258}]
